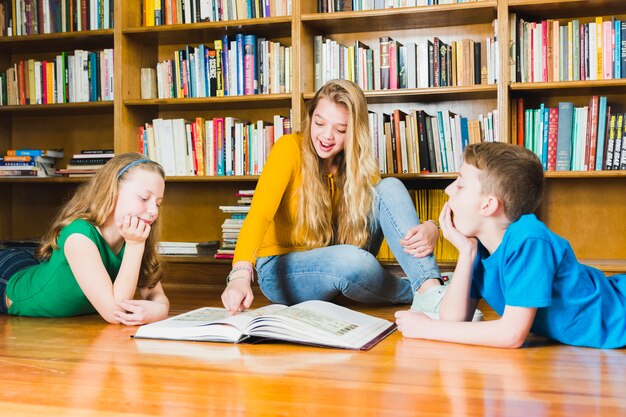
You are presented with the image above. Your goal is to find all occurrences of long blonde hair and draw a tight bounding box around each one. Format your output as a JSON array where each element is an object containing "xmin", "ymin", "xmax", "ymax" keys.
[
  {"xmin": 36, "ymin": 153, "xmax": 165, "ymax": 288},
  {"xmin": 297, "ymin": 79, "xmax": 380, "ymax": 248}
]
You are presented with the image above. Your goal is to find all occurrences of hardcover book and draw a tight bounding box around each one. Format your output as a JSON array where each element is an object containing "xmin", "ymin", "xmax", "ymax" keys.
[{"xmin": 133, "ymin": 300, "xmax": 396, "ymax": 351}]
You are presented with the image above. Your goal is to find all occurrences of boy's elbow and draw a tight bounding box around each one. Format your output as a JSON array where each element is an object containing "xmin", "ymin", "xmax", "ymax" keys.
[{"xmin": 499, "ymin": 328, "xmax": 528, "ymax": 348}]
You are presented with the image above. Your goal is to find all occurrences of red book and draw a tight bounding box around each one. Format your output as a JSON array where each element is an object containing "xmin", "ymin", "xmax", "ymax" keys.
[
  {"xmin": 587, "ymin": 95, "xmax": 600, "ymax": 171},
  {"xmin": 547, "ymin": 107, "xmax": 559, "ymax": 171},
  {"xmin": 517, "ymin": 97, "xmax": 525, "ymax": 146},
  {"xmin": 18, "ymin": 60, "xmax": 26, "ymax": 105}
]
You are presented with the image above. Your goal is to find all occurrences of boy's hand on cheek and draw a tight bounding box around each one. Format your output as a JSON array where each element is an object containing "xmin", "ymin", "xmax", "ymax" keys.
[{"xmin": 439, "ymin": 203, "xmax": 476, "ymax": 254}]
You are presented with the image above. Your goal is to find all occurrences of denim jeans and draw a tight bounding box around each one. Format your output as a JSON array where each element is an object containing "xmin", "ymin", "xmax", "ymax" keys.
[
  {"xmin": 256, "ymin": 177, "xmax": 441, "ymax": 305},
  {"xmin": 0, "ymin": 247, "xmax": 39, "ymax": 313}
]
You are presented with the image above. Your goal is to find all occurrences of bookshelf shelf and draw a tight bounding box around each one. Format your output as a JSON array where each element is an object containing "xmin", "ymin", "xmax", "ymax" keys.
[
  {"xmin": 124, "ymin": 94, "xmax": 293, "ymax": 111},
  {"xmin": 0, "ymin": 177, "xmax": 88, "ymax": 184},
  {"xmin": 164, "ymin": 175, "xmax": 260, "ymax": 183},
  {"xmin": 300, "ymin": 1, "xmax": 497, "ymax": 33},
  {"xmin": 510, "ymin": 80, "xmax": 626, "ymax": 96},
  {"xmin": 544, "ymin": 171, "xmax": 626, "ymax": 179},
  {"xmin": 0, "ymin": 30, "xmax": 114, "ymax": 53},
  {"xmin": 0, "ymin": 101, "xmax": 114, "ymax": 115},
  {"xmin": 122, "ymin": 17, "xmax": 293, "ymax": 44},
  {"xmin": 508, "ymin": 0, "xmax": 626, "ymax": 18},
  {"xmin": 303, "ymin": 86, "xmax": 497, "ymax": 103}
]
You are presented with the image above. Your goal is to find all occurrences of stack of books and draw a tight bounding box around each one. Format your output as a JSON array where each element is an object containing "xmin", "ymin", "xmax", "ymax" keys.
[
  {"xmin": 157, "ymin": 242, "xmax": 198, "ymax": 255},
  {"xmin": 0, "ymin": 149, "xmax": 63, "ymax": 177},
  {"xmin": 216, "ymin": 190, "xmax": 253, "ymax": 259},
  {"xmin": 57, "ymin": 150, "xmax": 114, "ymax": 177}
]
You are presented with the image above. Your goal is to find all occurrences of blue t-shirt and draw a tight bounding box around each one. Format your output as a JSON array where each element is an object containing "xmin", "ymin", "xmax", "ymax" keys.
[{"xmin": 471, "ymin": 214, "xmax": 626, "ymax": 349}]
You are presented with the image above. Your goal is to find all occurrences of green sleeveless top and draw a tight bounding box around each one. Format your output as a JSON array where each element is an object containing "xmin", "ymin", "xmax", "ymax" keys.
[{"xmin": 6, "ymin": 219, "xmax": 124, "ymax": 317}]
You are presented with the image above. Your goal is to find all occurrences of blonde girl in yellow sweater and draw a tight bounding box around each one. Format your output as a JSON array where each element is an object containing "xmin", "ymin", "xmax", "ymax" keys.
[{"xmin": 221, "ymin": 80, "xmax": 447, "ymax": 315}]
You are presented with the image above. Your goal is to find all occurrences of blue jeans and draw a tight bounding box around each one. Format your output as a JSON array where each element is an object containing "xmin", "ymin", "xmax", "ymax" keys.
[
  {"xmin": 256, "ymin": 177, "xmax": 441, "ymax": 305},
  {"xmin": 0, "ymin": 247, "xmax": 39, "ymax": 313}
]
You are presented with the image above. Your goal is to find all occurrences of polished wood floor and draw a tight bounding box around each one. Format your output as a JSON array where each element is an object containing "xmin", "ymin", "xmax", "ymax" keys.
[{"xmin": 2, "ymin": 284, "xmax": 626, "ymax": 417}]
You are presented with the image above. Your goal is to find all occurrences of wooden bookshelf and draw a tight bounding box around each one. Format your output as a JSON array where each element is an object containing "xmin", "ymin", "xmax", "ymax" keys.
[{"xmin": 1, "ymin": 1, "xmax": 625, "ymax": 274}]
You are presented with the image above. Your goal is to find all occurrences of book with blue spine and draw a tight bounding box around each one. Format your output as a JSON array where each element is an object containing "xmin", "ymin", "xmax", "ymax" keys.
[{"xmin": 555, "ymin": 102, "xmax": 574, "ymax": 171}]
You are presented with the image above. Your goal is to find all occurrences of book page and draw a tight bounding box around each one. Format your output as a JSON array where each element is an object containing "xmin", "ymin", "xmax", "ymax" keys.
[
  {"xmin": 246, "ymin": 300, "xmax": 395, "ymax": 350},
  {"xmin": 133, "ymin": 305, "xmax": 288, "ymax": 343}
]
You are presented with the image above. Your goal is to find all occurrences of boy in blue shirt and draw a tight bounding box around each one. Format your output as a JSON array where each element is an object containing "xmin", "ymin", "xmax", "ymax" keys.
[{"xmin": 395, "ymin": 142, "xmax": 626, "ymax": 348}]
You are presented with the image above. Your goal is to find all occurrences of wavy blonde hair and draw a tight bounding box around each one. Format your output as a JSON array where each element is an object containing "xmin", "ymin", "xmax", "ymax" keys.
[
  {"xmin": 36, "ymin": 153, "xmax": 165, "ymax": 288},
  {"xmin": 297, "ymin": 79, "xmax": 381, "ymax": 248}
]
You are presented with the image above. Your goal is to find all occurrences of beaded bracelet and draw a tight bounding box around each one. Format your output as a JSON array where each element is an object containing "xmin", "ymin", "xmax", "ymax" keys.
[{"xmin": 226, "ymin": 265, "xmax": 254, "ymax": 285}]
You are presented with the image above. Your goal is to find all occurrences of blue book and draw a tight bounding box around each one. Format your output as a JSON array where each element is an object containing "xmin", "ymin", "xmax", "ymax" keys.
[
  {"xmin": 556, "ymin": 102, "xmax": 574, "ymax": 171},
  {"xmin": 88, "ymin": 52, "xmax": 98, "ymax": 101},
  {"xmin": 622, "ymin": 21, "xmax": 626, "ymax": 79},
  {"xmin": 595, "ymin": 96, "xmax": 608, "ymax": 170},
  {"xmin": 236, "ymin": 33, "xmax": 245, "ymax": 96},
  {"xmin": 436, "ymin": 111, "xmax": 448, "ymax": 173},
  {"xmin": 540, "ymin": 104, "xmax": 550, "ymax": 171},
  {"xmin": 6, "ymin": 149, "xmax": 64, "ymax": 158},
  {"xmin": 615, "ymin": 20, "xmax": 621, "ymax": 79},
  {"xmin": 460, "ymin": 117, "xmax": 469, "ymax": 151},
  {"xmin": 188, "ymin": 46, "xmax": 196, "ymax": 98},
  {"xmin": 222, "ymin": 35, "xmax": 230, "ymax": 96}
]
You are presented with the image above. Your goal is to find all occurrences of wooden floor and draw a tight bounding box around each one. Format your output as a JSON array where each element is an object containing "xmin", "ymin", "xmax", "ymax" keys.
[{"xmin": 2, "ymin": 284, "xmax": 626, "ymax": 417}]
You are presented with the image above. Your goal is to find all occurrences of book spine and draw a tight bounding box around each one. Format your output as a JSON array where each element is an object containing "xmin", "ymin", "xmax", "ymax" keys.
[
  {"xmin": 546, "ymin": 107, "xmax": 558, "ymax": 171},
  {"xmin": 555, "ymin": 102, "xmax": 574, "ymax": 171},
  {"xmin": 379, "ymin": 36, "xmax": 390, "ymax": 90}
]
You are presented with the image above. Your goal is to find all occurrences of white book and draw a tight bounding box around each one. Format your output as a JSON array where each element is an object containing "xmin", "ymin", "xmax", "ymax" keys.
[
  {"xmin": 172, "ymin": 118, "xmax": 189, "ymax": 176},
  {"xmin": 185, "ymin": 122, "xmax": 195, "ymax": 175},
  {"xmin": 224, "ymin": 117, "xmax": 236, "ymax": 175},
  {"xmin": 405, "ymin": 42, "xmax": 417, "ymax": 89},
  {"xmin": 155, "ymin": 118, "xmax": 177, "ymax": 176},
  {"xmin": 133, "ymin": 300, "xmax": 396, "ymax": 351},
  {"xmin": 377, "ymin": 112, "xmax": 386, "ymax": 173},
  {"xmin": 158, "ymin": 242, "xmax": 198, "ymax": 255},
  {"xmin": 416, "ymin": 39, "xmax": 429, "ymax": 88},
  {"xmin": 399, "ymin": 120, "xmax": 408, "ymax": 173},
  {"xmin": 205, "ymin": 119, "xmax": 216, "ymax": 176}
]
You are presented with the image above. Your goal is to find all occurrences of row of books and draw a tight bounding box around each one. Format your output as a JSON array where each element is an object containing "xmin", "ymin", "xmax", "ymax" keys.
[
  {"xmin": 155, "ymin": 36, "xmax": 292, "ymax": 99},
  {"xmin": 369, "ymin": 108, "xmax": 499, "ymax": 174},
  {"xmin": 510, "ymin": 15, "xmax": 626, "ymax": 83},
  {"xmin": 0, "ymin": 148, "xmax": 63, "ymax": 177},
  {"xmin": 139, "ymin": 114, "xmax": 292, "ymax": 177},
  {"xmin": 314, "ymin": 33, "xmax": 496, "ymax": 92},
  {"xmin": 0, "ymin": 49, "xmax": 114, "ymax": 106},
  {"xmin": 377, "ymin": 188, "xmax": 458, "ymax": 264},
  {"xmin": 518, "ymin": 97, "xmax": 626, "ymax": 172},
  {"xmin": 217, "ymin": 190, "xmax": 254, "ymax": 259},
  {"xmin": 0, "ymin": 0, "xmax": 113, "ymax": 37},
  {"xmin": 56, "ymin": 149, "xmax": 114, "ymax": 176},
  {"xmin": 318, "ymin": 0, "xmax": 482, "ymax": 13},
  {"xmin": 143, "ymin": 0, "xmax": 292, "ymax": 26}
]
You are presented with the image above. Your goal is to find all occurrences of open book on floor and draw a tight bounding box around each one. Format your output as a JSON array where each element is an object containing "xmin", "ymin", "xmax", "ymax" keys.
[{"xmin": 132, "ymin": 300, "xmax": 396, "ymax": 351}]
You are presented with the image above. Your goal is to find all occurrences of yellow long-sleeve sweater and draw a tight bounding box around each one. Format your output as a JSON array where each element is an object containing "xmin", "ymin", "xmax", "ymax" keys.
[{"xmin": 233, "ymin": 133, "xmax": 337, "ymax": 264}]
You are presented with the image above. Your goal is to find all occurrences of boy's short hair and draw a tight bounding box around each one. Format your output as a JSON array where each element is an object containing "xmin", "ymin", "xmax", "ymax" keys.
[{"xmin": 463, "ymin": 142, "xmax": 544, "ymax": 222}]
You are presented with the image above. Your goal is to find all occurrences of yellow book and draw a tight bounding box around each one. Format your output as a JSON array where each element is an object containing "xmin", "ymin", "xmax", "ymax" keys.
[
  {"xmin": 145, "ymin": 0, "xmax": 155, "ymax": 26},
  {"xmin": 596, "ymin": 17, "xmax": 603, "ymax": 80},
  {"xmin": 46, "ymin": 62, "xmax": 54, "ymax": 104},
  {"xmin": 214, "ymin": 39, "xmax": 224, "ymax": 97},
  {"xmin": 28, "ymin": 59, "xmax": 36, "ymax": 105},
  {"xmin": 194, "ymin": 117, "xmax": 206, "ymax": 176},
  {"xmin": 347, "ymin": 46, "xmax": 354, "ymax": 82}
]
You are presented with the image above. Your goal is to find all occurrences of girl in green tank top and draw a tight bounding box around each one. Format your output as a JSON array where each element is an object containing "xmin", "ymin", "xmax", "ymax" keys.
[{"xmin": 1, "ymin": 153, "xmax": 170, "ymax": 325}]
